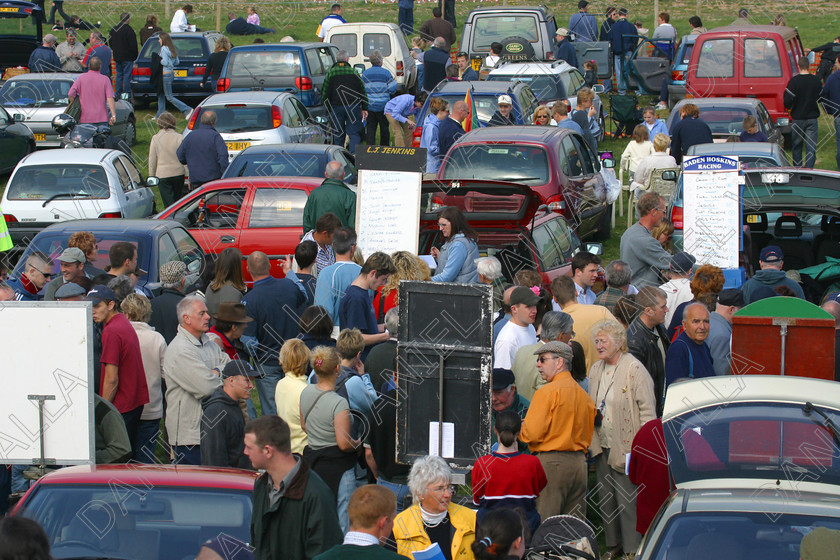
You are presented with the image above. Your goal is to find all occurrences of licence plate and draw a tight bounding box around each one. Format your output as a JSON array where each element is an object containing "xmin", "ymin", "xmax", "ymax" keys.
[
  {"xmin": 34, "ymin": 133, "xmax": 46, "ymax": 141},
  {"xmin": 226, "ymin": 142, "xmax": 250, "ymax": 151},
  {"xmin": 174, "ymin": 69, "xmax": 187, "ymax": 77},
  {"xmin": 0, "ymin": 7, "xmax": 19, "ymax": 11}
]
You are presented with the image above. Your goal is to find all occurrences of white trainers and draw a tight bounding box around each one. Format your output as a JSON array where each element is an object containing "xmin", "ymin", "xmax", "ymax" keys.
[{"xmin": 656, "ymin": 101, "xmax": 667, "ymax": 110}]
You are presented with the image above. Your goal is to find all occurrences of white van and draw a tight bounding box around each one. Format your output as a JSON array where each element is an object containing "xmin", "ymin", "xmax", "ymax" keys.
[{"xmin": 325, "ymin": 22, "xmax": 418, "ymax": 92}]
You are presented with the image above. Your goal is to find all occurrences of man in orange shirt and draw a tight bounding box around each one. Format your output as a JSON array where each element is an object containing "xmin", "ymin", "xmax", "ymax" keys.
[{"xmin": 521, "ymin": 341, "xmax": 596, "ymax": 520}]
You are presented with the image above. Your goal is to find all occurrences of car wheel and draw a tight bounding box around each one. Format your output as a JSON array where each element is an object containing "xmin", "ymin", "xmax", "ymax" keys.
[
  {"xmin": 123, "ymin": 119, "xmax": 137, "ymax": 147},
  {"xmin": 594, "ymin": 203, "xmax": 612, "ymax": 241},
  {"xmin": 500, "ymin": 36, "xmax": 537, "ymax": 62}
]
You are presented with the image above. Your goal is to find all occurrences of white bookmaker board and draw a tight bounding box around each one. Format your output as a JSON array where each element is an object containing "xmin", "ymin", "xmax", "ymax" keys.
[
  {"xmin": 682, "ymin": 155, "xmax": 742, "ymax": 269},
  {"xmin": 355, "ymin": 169, "xmax": 422, "ymax": 257},
  {"xmin": 0, "ymin": 301, "xmax": 94, "ymax": 464}
]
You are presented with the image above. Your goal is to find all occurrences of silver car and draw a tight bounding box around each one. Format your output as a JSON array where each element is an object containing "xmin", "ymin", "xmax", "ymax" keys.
[
  {"xmin": 0, "ymin": 73, "xmax": 136, "ymax": 148},
  {"xmin": 183, "ymin": 91, "xmax": 326, "ymax": 161},
  {"xmin": 636, "ymin": 375, "xmax": 840, "ymax": 560}
]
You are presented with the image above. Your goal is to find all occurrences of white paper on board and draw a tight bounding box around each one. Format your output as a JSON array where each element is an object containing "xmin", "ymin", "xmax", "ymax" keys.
[{"xmin": 429, "ymin": 422, "xmax": 455, "ymax": 458}]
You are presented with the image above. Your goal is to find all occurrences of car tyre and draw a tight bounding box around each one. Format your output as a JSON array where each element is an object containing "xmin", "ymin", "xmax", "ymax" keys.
[
  {"xmin": 594, "ymin": 203, "xmax": 612, "ymax": 241},
  {"xmin": 123, "ymin": 119, "xmax": 137, "ymax": 147},
  {"xmin": 500, "ymin": 36, "xmax": 537, "ymax": 63}
]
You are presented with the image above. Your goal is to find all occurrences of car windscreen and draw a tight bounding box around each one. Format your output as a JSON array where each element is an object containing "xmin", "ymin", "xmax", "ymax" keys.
[
  {"xmin": 0, "ymin": 79, "xmax": 73, "ymax": 107},
  {"xmin": 473, "ymin": 15, "xmax": 539, "ymax": 50},
  {"xmin": 19, "ymin": 485, "xmax": 252, "ymax": 560},
  {"xmin": 432, "ymin": 94, "xmax": 501, "ymax": 124},
  {"xmin": 6, "ymin": 165, "xmax": 110, "ymax": 200},
  {"xmin": 226, "ymin": 50, "xmax": 301, "ymax": 78},
  {"xmin": 740, "ymin": 155, "xmax": 787, "ymax": 168},
  {"xmin": 139, "ymin": 37, "xmax": 207, "ymax": 60},
  {"xmin": 17, "ymin": 235, "xmax": 145, "ymax": 277},
  {"xmin": 226, "ymin": 152, "xmax": 326, "ymax": 178},
  {"xmin": 487, "ymin": 74, "xmax": 560, "ymax": 101},
  {"xmin": 199, "ymin": 105, "xmax": 273, "ymax": 133},
  {"xmin": 699, "ymin": 107, "xmax": 753, "ymax": 135},
  {"xmin": 0, "ymin": 11, "xmax": 39, "ymax": 36},
  {"xmin": 649, "ymin": 512, "xmax": 840, "ymax": 560},
  {"xmin": 442, "ymin": 144, "xmax": 550, "ymax": 185}
]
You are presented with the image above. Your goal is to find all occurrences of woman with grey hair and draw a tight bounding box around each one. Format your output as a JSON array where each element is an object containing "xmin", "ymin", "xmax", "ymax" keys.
[
  {"xmin": 392, "ymin": 455, "xmax": 477, "ymax": 559},
  {"xmin": 588, "ymin": 319, "xmax": 655, "ymax": 560},
  {"xmin": 476, "ymin": 256, "xmax": 505, "ymax": 313},
  {"xmin": 361, "ymin": 49, "xmax": 397, "ymax": 145}
]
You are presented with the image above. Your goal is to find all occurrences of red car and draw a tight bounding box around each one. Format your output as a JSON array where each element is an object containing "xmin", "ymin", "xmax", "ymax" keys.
[
  {"xmin": 157, "ymin": 177, "xmax": 323, "ymax": 281},
  {"xmin": 437, "ymin": 126, "xmax": 614, "ymax": 241},
  {"xmin": 11, "ymin": 464, "xmax": 259, "ymax": 560}
]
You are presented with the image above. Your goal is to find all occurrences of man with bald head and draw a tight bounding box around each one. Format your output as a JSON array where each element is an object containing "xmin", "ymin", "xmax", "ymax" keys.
[
  {"xmin": 665, "ymin": 302, "xmax": 714, "ymax": 392},
  {"xmin": 438, "ymin": 99, "xmax": 468, "ymax": 156},
  {"xmin": 821, "ymin": 298, "xmax": 840, "ymax": 382},
  {"xmin": 302, "ymin": 160, "xmax": 357, "ymax": 233},
  {"xmin": 242, "ymin": 251, "xmax": 307, "ymax": 416}
]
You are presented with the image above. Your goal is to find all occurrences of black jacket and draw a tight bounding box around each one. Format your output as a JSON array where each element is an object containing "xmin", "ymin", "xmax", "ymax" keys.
[
  {"xmin": 670, "ymin": 116, "xmax": 713, "ymax": 163},
  {"xmin": 200, "ymin": 386, "xmax": 251, "ymax": 469},
  {"xmin": 149, "ymin": 51, "xmax": 164, "ymax": 94},
  {"xmin": 423, "ymin": 46, "xmax": 451, "ymax": 92},
  {"xmin": 784, "ymin": 73, "xmax": 822, "ymax": 120},
  {"xmin": 627, "ymin": 316, "xmax": 670, "ymax": 417},
  {"xmin": 149, "ymin": 288, "xmax": 184, "ymax": 344},
  {"xmin": 109, "ymin": 21, "xmax": 138, "ymax": 62}
]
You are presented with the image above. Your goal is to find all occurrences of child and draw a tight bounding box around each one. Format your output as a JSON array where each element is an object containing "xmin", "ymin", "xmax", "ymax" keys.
[
  {"xmin": 620, "ymin": 124, "xmax": 654, "ymax": 179},
  {"xmin": 740, "ymin": 115, "xmax": 768, "ymax": 142},
  {"xmin": 411, "ymin": 37, "xmax": 425, "ymax": 90},
  {"xmin": 583, "ymin": 59, "xmax": 598, "ymax": 88},
  {"xmin": 246, "ymin": 6, "xmax": 260, "ymax": 26}
]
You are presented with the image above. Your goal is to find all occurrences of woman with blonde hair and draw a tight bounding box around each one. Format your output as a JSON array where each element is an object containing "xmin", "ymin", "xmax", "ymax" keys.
[
  {"xmin": 205, "ymin": 247, "xmax": 247, "ymax": 315},
  {"xmin": 203, "ymin": 36, "xmax": 231, "ymax": 91},
  {"xmin": 148, "ymin": 111, "xmax": 185, "ymax": 207},
  {"xmin": 274, "ymin": 338, "xmax": 311, "ymax": 454},
  {"xmin": 156, "ymin": 32, "xmax": 192, "ymax": 118},
  {"xmin": 372, "ymin": 250, "xmax": 430, "ymax": 321},
  {"xmin": 531, "ymin": 105, "xmax": 551, "ymax": 125},
  {"xmin": 588, "ymin": 319, "xmax": 655, "ymax": 560},
  {"xmin": 620, "ymin": 124, "xmax": 654, "ymax": 180},
  {"xmin": 650, "ymin": 219, "xmax": 674, "ymax": 253}
]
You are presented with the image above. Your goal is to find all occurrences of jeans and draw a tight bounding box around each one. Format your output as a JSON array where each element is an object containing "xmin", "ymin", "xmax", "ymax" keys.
[
  {"xmin": 398, "ymin": 7, "xmax": 413, "ymax": 35},
  {"xmin": 253, "ymin": 364, "xmax": 283, "ymax": 416},
  {"xmin": 172, "ymin": 444, "xmax": 201, "ymax": 465},
  {"xmin": 157, "ymin": 72, "xmax": 191, "ymax": 117},
  {"xmin": 329, "ymin": 104, "xmax": 364, "ymax": 152},
  {"xmin": 115, "ymin": 60, "xmax": 133, "ymax": 97},
  {"xmin": 336, "ymin": 466, "xmax": 363, "ymax": 533},
  {"xmin": 614, "ymin": 53, "xmax": 630, "ymax": 94},
  {"xmin": 792, "ymin": 118, "xmax": 818, "ymax": 168},
  {"xmin": 48, "ymin": 0, "xmax": 70, "ymax": 24},
  {"xmin": 121, "ymin": 405, "xmax": 144, "ymax": 455},
  {"xmin": 135, "ymin": 418, "xmax": 162, "ymax": 463},
  {"xmin": 366, "ymin": 110, "xmax": 389, "ymax": 145},
  {"xmin": 378, "ymin": 476, "xmax": 411, "ymax": 513}
]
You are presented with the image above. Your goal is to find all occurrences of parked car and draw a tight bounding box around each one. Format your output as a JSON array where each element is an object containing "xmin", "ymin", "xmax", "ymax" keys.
[
  {"xmin": 131, "ymin": 31, "xmax": 225, "ymax": 107},
  {"xmin": 636, "ymin": 375, "xmax": 840, "ymax": 560},
  {"xmin": 411, "ymin": 80, "xmax": 540, "ymax": 147},
  {"xmin": 461, "ymin": 5, "xmax": 559, "ymax": 63},
  {"xmin": 10, "ymin": 219, "xmax": 205, "ymax": 294},
  {"xmin": 223, "ymin": 143, "xmax": 357, "ymax": 185},
  {"xmin": 11, "ymin": 464, "xmax": 258, "ymax": 560},
  {"xmin": 0, "ymin": 0, "xmax": 41, "ymax": 76},
  {"xmin": 156, "ymin": 177, "xmax": 322, "ymax": 281},
  {"xmin": 666, "ymin": 98, "xmax": 783, "ymax": 146},
  {"xmin": 437, "ymin": 126, "xmax": 614, "ymax": 241},
  {"xmin": 215, "ymin": 42, "xmax": 339, "ymax": 125},
  {"xmin": 0, "ymin": 102, "xmax": 34, "ymax": 171},
  {"xmin": 686, "ymin": 142, "xmax": 790, "ymax": 168},
  {"xmin": 1, "ymin": 72, "xmax": 136, "ymax": 147},
  {"xmin": 665, "ymin": 34, "xmax": 696, "ymax": 109},
  {"xmin": 419, "ymin": 179, "xmax": 599, "ymax": 286},
  {"xmin": 183, "ymin": 91, "xmax": 325, "ymax": 161},
  {"xmin": 686, "ymin": 24, "xmax": 804, "ymax": 138},
  {"xmin": 325, "ymin": 22, "xmax": 417, "ymax": 92}
]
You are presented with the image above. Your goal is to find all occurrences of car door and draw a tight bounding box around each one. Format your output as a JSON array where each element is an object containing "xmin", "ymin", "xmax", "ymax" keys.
[
  {"xmin": 743, "ymin": 36, "xmax": 786, "ymax": 121},
  {"xmin": 116, "ymin": 155, "xmax": 154, "ymax": 216},
  {"xmin": 531, "ymin": 216, "xmax": 580, "ymax": 282},
  {"xmin": 558, "ymin": 133, "xmax": 602, "ymax": 235},
  {"xmin": 332, "ymin": 148, "xmax": 357, "ymax": 184},
  {"xmin": 281, "ymin": 97, "xmax": 303, "ymax": 143},
  {"xmin": 291, "ymin": 98, "xmax": 323, "ymax": 143},
  {"xmin": 167, "ymin": 185, "xmax": 249, "ymax": 258},
  {"xmin": 627, "ymin": 38, "xmax": 671, "ymax": 94},
  {"xmin": 688, "ymin": 35, "xmax": 738, "ymax": 99},
  {"xmin": 112, "ymin": 155, "xmax": 140, "ymax": 217}
]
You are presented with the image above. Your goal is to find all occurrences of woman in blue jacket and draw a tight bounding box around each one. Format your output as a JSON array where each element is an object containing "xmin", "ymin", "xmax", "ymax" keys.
[
  {"xmin": 431, "ymin": 206, "xmax": 480, "ymax": 283},
  {"xmin": 156, "ymin": 32, "xmax": 192, "ymax": 119}
]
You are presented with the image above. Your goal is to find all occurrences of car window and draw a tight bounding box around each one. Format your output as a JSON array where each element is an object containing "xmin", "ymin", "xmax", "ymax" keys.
[
  {"xmin": 434, "ymin": 94, "xmax": 498, "ymax": 124},
  {"xmin": 330, "ymin": 33, "xmax": 358, "ymax": 57},
  {"xmin": 203, "ymin": 104, "xmax": 273, "ymax": 133},
  {"xmin": 558, "ymin": 71, "xmax": 573, "ymax": 97},
  {"xmin": 546, "ymin": 216, "xmax": 578, "ymax": 259},
  {"xmin": 15, "ymin": 235, "xmax": 143, "ymax": 277},
  {"xmin": 0, "ymin": 12, "xmax": 39, "ymax": 37},
  {"xmin": 176, "ymin": 188, "xmax": 246, "ymax": 229},
  {"xmin": 228, "ymin": 152, "xmax": 325, "ymax": 177},
  {"xmin": 334, "ymin": 150, "xmax": 357, "ymax": 181},
  {"xmin": 567, "ymin": 70, "xmax": 585, "ymax": 94},
  {"xmin": 283, "ymin": 99, "xmax": 302, "ymax": 127},
  {"xmin": 681, "ymin": 42, "xmax": 695, "ymax": 64},
  {"xmin": 570, "ymin": 135, "xmax": 595, "ymax": 174},
  {"xmin": 531, "ymin": 223, "xmax": 563, "ymax": 269},
  {"xmin": 117, "ymin": 156, "xmax": 143, "ymax": 187},
  {"xmin": 292, "ymin": 98, "xmax": 311, "ymax": 124},
  {"xmin": 6, "ymin": 165, "xmax": 110, "ymax": 200},
  {"xmin": 744, "ymin": 38, "xmax": 782, "ymax": 77},
  {"xmin": 140, "ymin": 37, "xmax": 207, "ymax": 60},
  {"xmin": 113, "ymin": 158, "xmax": 133, "ymax": 192},
  {"xmin": 226, "ymin": 50, "xmax": 301, "ymax": 78},
  {"xmin": 518, "ymin": 87, "xmax": 537, "ymax": 116},
  {"xmin": 305, "ymin": 48, "xmax": 323, "ymax": 75},
  {"xmin": 249, "ymin": 187, "xmax": 308, "ymax": 228},
  {"xmin": 441, "ymin": 144, "xmax": 550, "ymax": 185},
  {"xmin": 697, "ymin": 38, "xmax": 734, "ymax": 78},
  {"xmin": 158, "ymin": 232, "xmax": 180, "ymax": 266},
  {"xmin": 318, "ymin": 48, "xmax": 335, "ymax": 72},
  {"xmin": 169, "ymin": 227, "xmax": 204, "ymax": 267},
  {"xmin": 699, "ymin": 107, "xmax": 752, "ymax": 135},
  {"xmin": 473, "ymin": 15, "xmax": 539, "ymax": 50},
  {"xmin": 560, "ymin": 135, "xmax": 582, "ymax": 177},
  {"xmin": 363, "ymin": 33, "xmax": 392, "ymax": 57},
  {"xmin": 0, "ymin": 79, "xmax": 73, "ymax": 108},
  {"xmin": 757, "ymin": 104, "xmax": 773, "ymax": 131}
]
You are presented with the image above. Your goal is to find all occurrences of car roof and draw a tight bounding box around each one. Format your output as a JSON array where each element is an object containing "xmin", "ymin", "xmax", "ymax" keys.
[
  {"xmin": 489, "ymin": 60, "xmax": 576, "ymax": 75},
  {"xmin": 30, "ymin": 464, "xmax": 259, "ymax": 490},
  {"xmin": 688, "ymin": 142, "xmax": 780, "ymax": 157},
  {"xmin": 433, "ymin": 81, "xmax": 520, "ymax": 94},
  {"xmin": 17, "ymin": 148, "xmax": 121, "ymax": 165},
  {"xmin": 148, "ymin": 31, "xmax": 221, "ymax": 39},
  {"xmin": 6, "ymin": 72, "xmax": 77, "ymax": 81},
  {"xmin": 707, "ymin": 23, "xmax": 799, "ymax": 40},
  {"xmin": 328, "ymin": 22, "xmax": 400, "ymax": 30},
  {"xmin": 679, "ymin": 34, "xmax": 697, "ymax": 43},
  {"xmin": 452, "ymin": 125, "xmax": 569, "ymax": 145},
  {"xmin": 201, "ymin": 91, "xmax": 289, "ymax": 104},
  {"xmin": 194, "ymin": 176, "xmax": 325, "ymax": 190},
  {"xmin": 673, "ymin": 97, "xmax": 765, "ymax": 110},
  {"xmin": 39, "ymin": 218, "xmax": 183, "ymax": 236},
  {"xmin": 236, "ymin": 143, "xmax": 336, "ymax": 156},
  {"xmin": 229, "ymin": 42, "xmax": 331, "ymax": 52},
  {"xmin": 468, "ymin": 5, "xmax": 553, "ymax": 16}
]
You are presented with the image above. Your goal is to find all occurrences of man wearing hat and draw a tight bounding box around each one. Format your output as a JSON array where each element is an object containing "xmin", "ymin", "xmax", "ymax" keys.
[
  {"xmin": 491, "ymin": 368, "xmax": 530, "ymax": 451},
  {"xmin": 569, "ymin": 0, "xmax": 598, "ymax": 42},
  {"xmin": 44, "ymin": 247, "xmax": 87, "ymax": 301},
  {"xmin": 150, "ymin": 260, "xmax": 187, "ymax": 344},
  {"xmin": 658, "ymin": 251, "xmax": 695, "ymax": 326},
  {"xmin": 200, "ymin": 360, "xmax": 260, "ymax": 469},
  {"xmin": 54, "ymin": 281, "xmax": 87, "ymax": 301},
  {"xmin": 608, "ymin": 7, "xmax": 636, "ymax": 95},
  {"xmin": 488, "ymin": 94, "xmax": 516, "ymax": 127},
  {"xmin": 28, "ymin": 33, "xmax": 61, "ymax": 72},
  {"xmin": 521, "ymin": 341, "xmax": 595, "ymax": 520},
  {"xmin": 741, "ymin": 245, "xmax": 805, "ymax": 302},
  {"xmin": 494, "ymin": 286, "xmax": 539, "ymax": 368},
  {"xmin": 707, "ymin": 288, "xmax": 744, "ymax": 376},
  {"xmin": 553, "ymin": 28, "xmax": 578, "ymax": 68},
  {"xmin": 207, "ymin": 302, "xmax": 253, "ymax": 360},
  {"xmin": 627, "ymin": 286, "xmax": 670, "ymax": 416},
  {"xmin": 88, "ymin": 284, "xmax": 150, "ymax": 454}
]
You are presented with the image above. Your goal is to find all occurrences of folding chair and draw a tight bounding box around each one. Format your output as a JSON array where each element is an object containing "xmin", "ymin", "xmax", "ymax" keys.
[{"xmin": 608, "ymin": 94, "xmax": 641, "ymax": 138}]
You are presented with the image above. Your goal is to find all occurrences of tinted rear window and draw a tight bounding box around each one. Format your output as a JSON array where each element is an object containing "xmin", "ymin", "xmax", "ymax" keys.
[
  {"xmin": 0, "ymin": 12, "xmax": 39, "ymax": 36},
  {"xmin": 226, "ymin": 50, "xmax": 301, "ymax": 78},
  {"xmin": 698, "ymin": 107, "xmax": 752, "ymax": 135},
  {"xmin": 7, "ymin": 165, "xmax": 110, "ymax": 200},
  {"xmin": 680, "ymin": 43, "xmax": 694, "ymax": 64},
  {"xmin": 442, "ymin": 144, "xmax": 550, "ymax": 185},
  {"xmin": 140, "ymin": 37, "xmax": 207, "ymax": 60},
  {"xmin": 227, "ymin": 152, "xmax": 327, "ymax": 177},
  {"xmin": 473, "ymin": 16, "xmax": 539, "ymax": 50},
  {"xmin": 0, "ymin": 79, "xmax": 73, "ymax": 107},
  {"xmin": 744, "ymin": 38, "xmax": 782, "ymax": 77},
  {"xmin": 363, "ymin": 33, "xmax": 391, "ymax": 56},
  {"xmin": 488, "ymin": 74, "xmax": 561, "ymax": 100},
  {"xmin": 200, "ymin": 105, "xmax": 273, "ymax": 133}
]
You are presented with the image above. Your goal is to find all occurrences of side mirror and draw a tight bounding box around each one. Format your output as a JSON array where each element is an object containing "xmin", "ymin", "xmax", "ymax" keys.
[
  {"xmin": 601, "ymin": 158, "xmax": 615, "ymax": 168},
  {"xmin": 120, "ymin": 92, "xmax": 130, "ymax": 101},
  {"xmin": 146, "ymin": 176, "xmax": 160, "ymax": 187},
  {"xmin": 13, "ymin": 113, "xmax": 23, "ymax": 122},
  {"xmin": 585, "ymin": 242, "xmax": 603, "ymax": 256},
  {"xmin": 661, "ymin": 170, "xmax": 677, "ymax": 181},
  {"xmin": 353, "ymin": 63, "xmax": 366, "ymax": 75},
  {"xmin": 776, "ymin": 117, "xmax": 790, "ymax": 127},
  {"xmin": 592, "ymin": 84, "xmax": 605, "ymax": 94},
  {"xmin": 315, "ymin": 115, "xmax": 328, "ymax": 125}
]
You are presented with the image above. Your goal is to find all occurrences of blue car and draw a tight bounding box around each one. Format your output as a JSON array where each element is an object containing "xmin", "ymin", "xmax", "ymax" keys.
[{"xmin": 666, "ymin": 35, "xmax": 697, "ymax": 110}]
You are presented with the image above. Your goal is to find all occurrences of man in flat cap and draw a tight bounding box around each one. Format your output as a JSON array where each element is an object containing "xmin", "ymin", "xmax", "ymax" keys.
[
  {"xmin": 707, "ymin": 288, "xmax": 744, "ymax": 376},
  {"xmin": 54, "ymin": 282, "xmax": 87, "ymax": 301},
  {"xmin": 44, "ymin": 247, "xmax": 88, "ymax": 301}
]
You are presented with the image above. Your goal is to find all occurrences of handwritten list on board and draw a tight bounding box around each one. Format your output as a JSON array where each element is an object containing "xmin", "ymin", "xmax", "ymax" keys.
[{"xmin": 355, "ymin": 169, "xmax": 422, "ymax": 258}]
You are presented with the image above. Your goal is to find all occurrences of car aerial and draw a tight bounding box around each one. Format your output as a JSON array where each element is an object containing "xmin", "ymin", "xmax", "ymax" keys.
[
  {"xmin": 437, "ymin": 125, "xmax": 614, "ymax": 241},
  {"xmin": 325, "ymin": 22, "xmax": 417, "ymax": 93},
  {"xmin": 411, "ymin": 80, "xmax": 540, "ymax": 147},
  {"xmin": 461, "ymin": 5, "xmax": 559, "ymax": 63},
  {"xmin": 131, "ymin": 31, "xmax": 225, "ymax": 107},
  {"xmin": 223, "ymin": 143, "xmax": 357, "ymax": 185},
  {"xmin": 666, "ymin": 98, "xmax": 782, "ymax": 146},
  {"xmin": 486, "ymin": 60, "xmax": 605, "ymax": 140},
  {"xmin": 0, "ymin": 101, "xmax": 35, "ymax": 171},
  {"xmin": 10, "ymin": 218, "xmax": 205, "ymax": 294},
  {"xmin": 11, "ymin": 464, "xmax": 258, "ymax": 560},
  {"xmin": 183, "ymin": 91, "xmax": 325, "ymax": 161},
  {"xmin": 0, "ymin": 72, "xmax": 136, "ymax": 147},
  {"xmin": 156, "ymin": 176, "xmax": 322, "ymax": 282},
  {"xmin": 419, "ymin": 179, "xmax": 598, "ymax": 286},
  {"xmin": 0, "ymin": 0, "xmax": 41, "ymax": 76},
  {"xmin": 215, "ymin": 42, "xmax": 339, "ymax": 126},
  {"xmin": 665, "ymin": 34, "xmax": 696, "ymax": 110},
  {"xmin": 636, "ymin": 375, "xmax": 840, "ymax": 560}
]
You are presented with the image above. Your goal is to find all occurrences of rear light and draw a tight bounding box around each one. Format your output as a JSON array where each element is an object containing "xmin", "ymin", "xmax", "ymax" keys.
[
  {"xmin": 4, "ymin": 214, "xmax": 17, "ymax": 223},
  {"xmin": 546, "ymin": 52, "xmax": 555, "ymax": 60},
  {"xmin": 685, "ymin": 92, "xmax": 694, "ymax": 98},
  {"xmin": 98, "ymin": 212, "xmax": 122, "ymax": 219},
  {"xmin": 396, "ymin": 60, "xmax": 404, "ymax": 77},
  {"xmin": 546, "ymin": 194, "xmax": 566, "ymax": 213},
  {"xmin": 671, "ymin": 205, "xmax": 683, "ymax": 230},
  {"xmin": 430, "ymin": 195, "xmax": 445, "ymax": 212},
  {"xmin": 296, "ymin": 76, "xmax": 313, "ymax": 91},
  {"xmin": 272, "ymin": 105, "xmax": 283, "ymax": 128},
  {"xmin": 132, "ymin": 65, "xmax": 151, "ymax": 76},
  {"xmin": 217, "ymin": 78, "xmax": 230, "ymax": 92},
  {"xmin": 412, "ymin": 126, "xmax": 422, "ymax": 148},
  {"xmin": 194, "ymin": 66, "xmax": 206, "ymax": 75},
  {"xmin": 671, "ymin": 70, "xmax": 684, "ymax": 81},
  {"xmin": 564, "ymin": 99, "xmax": 571, "ymax": 114},
  {"xmin": 187, "ymin": 109, "xmax": 200, "ymax": 130}
]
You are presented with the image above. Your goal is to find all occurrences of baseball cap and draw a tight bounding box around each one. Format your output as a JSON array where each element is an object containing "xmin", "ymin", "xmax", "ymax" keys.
[
  {"xmin": 86, "ymin": 284, "xmax": 115, "ymax": 304},
  {"xmin": 222, "ymin": 360, "xmax": 262, "ymax": 379},
  {"xmin": 510, "ymin": 285, "xmax": 540, "ymax": 306},
  {"xmin": 159, "ymin": 260, "xmax": 187, "ymax": 284},
  {"xmin": 57, "ymin": 247, "xmax": 86, "ymax": 264},
  {"xmin": 578, "ymin": 0, "xmax": 589, "ymax": 8},
  {"xmin": 669, "ymin": 251, "xmax": 696, "ymax": 274},
  {"xmin": 717, "ymin": 288, "xmax": 745, "ymax": 307},
  {"xmin": 534, "ymin": 340, "xmax": 574, "ymax": 364},
  {"xmin": 618, "ymin": 7, "xmax": 629, "ymax": 16},
  {"xmin": 497, "ymin": 94, "xmax": 513, "ymax": 106},
  {"xmin": 55, "ymin": 282, "xmax": 86, "ymax": 299},
  {"xmin": 759, "ymin": 245, "xmax": 784, "ymax": 263},
  {"xmin": 492, "ymin": 368, "xmax": 515, "ymax": 390},
  {"xmin": 555, "ymin": 27, "xmax": 570, "ymax": 37}
]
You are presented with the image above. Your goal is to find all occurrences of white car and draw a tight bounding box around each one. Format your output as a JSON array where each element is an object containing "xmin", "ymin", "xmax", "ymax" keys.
[{"xmin": 2, "ymin": 149, "xmax": 155, "ymax": 249}]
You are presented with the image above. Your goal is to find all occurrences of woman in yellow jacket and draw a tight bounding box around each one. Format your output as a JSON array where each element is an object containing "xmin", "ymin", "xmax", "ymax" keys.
[{"xmin": 392, "ymin": 455, "xmax": 476, "ymax": 560}]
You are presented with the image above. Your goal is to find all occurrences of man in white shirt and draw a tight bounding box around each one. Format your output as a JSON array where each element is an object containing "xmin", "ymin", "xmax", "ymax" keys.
[
  {"xmin": 170, "ymin": 4, "xmax": 193, "ymax": 33},
  {"xmin": 659, "ymin": 251, "xmax": 695, "ymax": 326},
  {"xmin": 572, "ymin": 251, "xmax": 601, "ymax": 305},
  {"xmin": 494, "ymin": 286, "xmax": 539, "ymax": 368}
]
